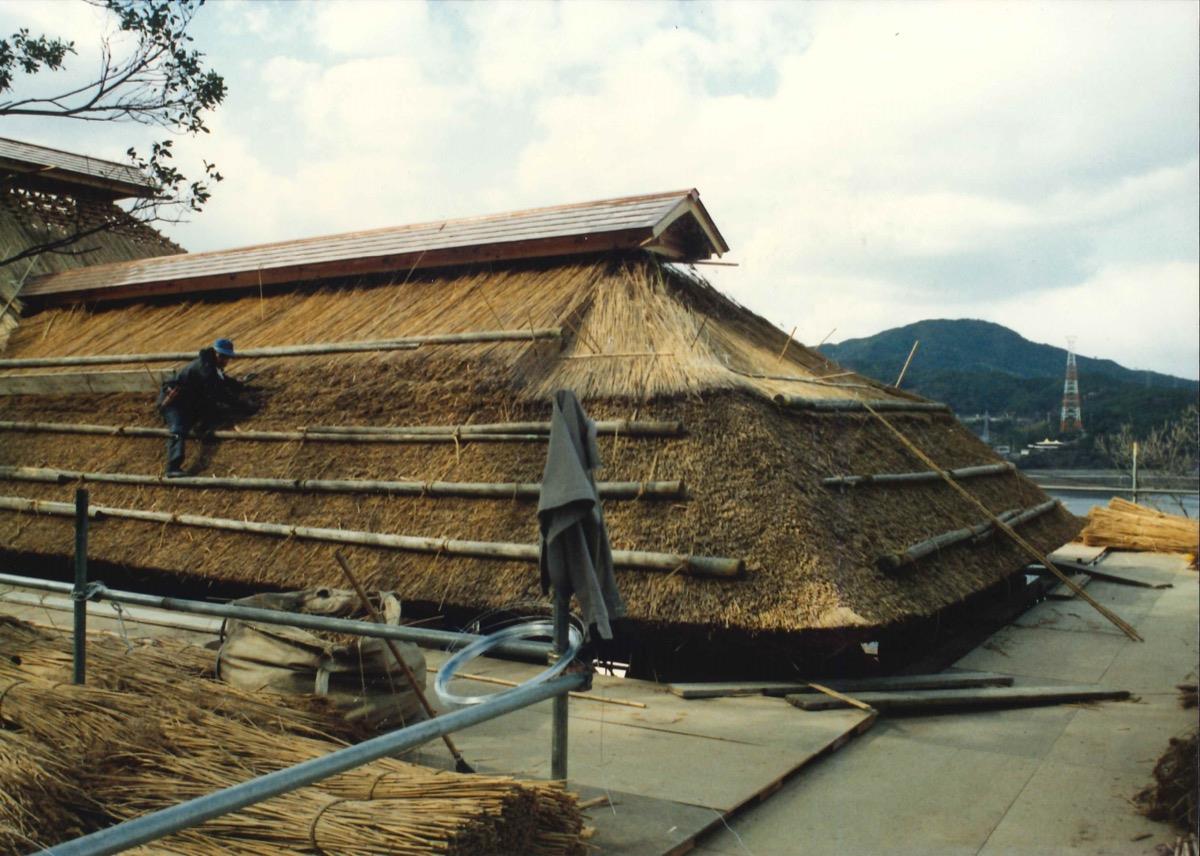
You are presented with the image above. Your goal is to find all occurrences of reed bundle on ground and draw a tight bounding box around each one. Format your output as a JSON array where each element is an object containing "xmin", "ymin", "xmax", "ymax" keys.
[
  {"xmin": 1135, "ymin": 729, "xmax": 1198, "ymax": 833},
  {"xmin": 0, "ymin": 620, "xmax": 585, "ymax": 854},
  {"xmin": 1080, "ymin": 498, "xmax": 1199, "ymax": 562}
]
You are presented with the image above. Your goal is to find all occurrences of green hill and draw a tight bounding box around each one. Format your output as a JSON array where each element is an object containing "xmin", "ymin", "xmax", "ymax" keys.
[{"xmin": 819, "ymin": 319, "xmax": 1198, "ymax": 438}]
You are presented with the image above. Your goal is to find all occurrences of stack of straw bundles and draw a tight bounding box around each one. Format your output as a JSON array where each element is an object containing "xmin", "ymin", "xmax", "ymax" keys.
[
  {"xmin": 0, "ymin": 622, "xmax": 585, "ymax": 855},
  {"xmin": 1081, "ymin": 497, "xmax": 1199, "ymax": 564}
]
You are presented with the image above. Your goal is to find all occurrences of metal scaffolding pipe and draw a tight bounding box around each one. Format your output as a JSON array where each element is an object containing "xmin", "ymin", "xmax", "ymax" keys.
[
  {"xmin": 41, "ymin": 671, "xmax": 588, "ymax": 856},
  {"xmin": 0, "ymin": 573, "xmax": 551, "ymax": 661}
]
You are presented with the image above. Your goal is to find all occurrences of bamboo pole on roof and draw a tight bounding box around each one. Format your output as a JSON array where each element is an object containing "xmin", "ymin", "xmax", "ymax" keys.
[
  {"xmin": 861, "ymin": 403, "xmax": 1143, "ymax": 641},
  {"xmin": 0, "ymin": 466, "xmax": 686, "ymax": 501},
  {"xmin": 878, "ymin": 500, "xmax": 1056, "ymax": 573},
  {"xmin": 774, "ymin": 395, "xmax": 950, "ymax": 413},
  {"xmin": 0, "ymin": 495, "xmax": 745, "ymax": 578},
  {"xmin": 823, "ymin": 462, "xmax": 1015, "ymax": 487},
  {"xmin": 0, "ymin": 420, "xmax": 544, "ymax": 444},
  {"xmin": 306, "ymin": 419, "xmax": 685, "ymax": 437},
  {"xmin": 0, "ymin": 327, "xmax": 562, "ymax": 369}
]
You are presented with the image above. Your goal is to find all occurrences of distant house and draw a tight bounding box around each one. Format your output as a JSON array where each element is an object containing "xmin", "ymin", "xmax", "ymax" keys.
[{"xmin": 0, "ymin": 137, "xmax": 183, "ymax": 345}]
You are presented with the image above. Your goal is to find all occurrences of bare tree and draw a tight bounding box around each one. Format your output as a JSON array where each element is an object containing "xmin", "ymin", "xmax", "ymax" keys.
[
  {"xmin": 1098, "ymin": 404, "xmax": 1200, "ymax": 515},
  {"xmin": 0, "ymin": 0, "xmax": 225, "ymax": 268}
]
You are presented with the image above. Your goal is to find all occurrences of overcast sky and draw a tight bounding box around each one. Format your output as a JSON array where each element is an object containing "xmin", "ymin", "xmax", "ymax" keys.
[{"xmin": 3, "ymin": 0, "xmax": 1197, "ymax": 378}]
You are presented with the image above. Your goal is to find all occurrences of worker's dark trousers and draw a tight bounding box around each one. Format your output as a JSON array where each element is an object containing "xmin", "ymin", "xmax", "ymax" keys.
[{"xmin": 160, "ymin": 406, "xmax": 194, "ymax": 472}]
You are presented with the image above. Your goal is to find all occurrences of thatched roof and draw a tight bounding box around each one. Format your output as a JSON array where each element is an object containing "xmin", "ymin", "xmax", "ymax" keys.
[
  {"xmin": 0, "ymin": 248, "xmax": 1078, "ymax": 644},
  {"xmin": 0, "ymin": 138, "xmax": 183, "ymax": 354}
]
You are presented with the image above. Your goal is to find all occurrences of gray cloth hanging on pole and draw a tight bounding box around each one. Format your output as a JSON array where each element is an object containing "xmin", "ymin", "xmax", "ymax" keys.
[{"xmin": 537, "ymin": 389, "xmax": 626, "ymax": 640}]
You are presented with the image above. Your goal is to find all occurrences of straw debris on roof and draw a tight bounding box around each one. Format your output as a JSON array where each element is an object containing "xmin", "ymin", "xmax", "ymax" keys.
[{"xmin": 0, "ymin": 255, "xmax": 1079, "ymax": 645}]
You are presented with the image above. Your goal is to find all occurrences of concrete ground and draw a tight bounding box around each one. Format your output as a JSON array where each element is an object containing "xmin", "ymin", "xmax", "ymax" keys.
[
  {"xmin": 1, "ymin": 550, "xmax": 1194, "ymax": 855},
  {"xmin": 695, "ymin": 551, "xmax": 1198, "ymax": 856}
]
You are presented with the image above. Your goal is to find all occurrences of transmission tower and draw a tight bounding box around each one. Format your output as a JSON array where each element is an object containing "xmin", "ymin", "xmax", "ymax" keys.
[{"xmin": 1060, "ymin": 336, "xmax": 1083, "ymax": 434}]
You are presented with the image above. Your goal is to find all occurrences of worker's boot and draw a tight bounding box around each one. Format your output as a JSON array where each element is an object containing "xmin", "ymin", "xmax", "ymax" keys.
[{"xmin": 166, "ymin": 433, "xmax": 186, "ymax": 477}]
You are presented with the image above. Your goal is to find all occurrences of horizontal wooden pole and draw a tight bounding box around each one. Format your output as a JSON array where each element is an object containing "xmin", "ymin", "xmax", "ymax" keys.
[
  {"xmin": 0, "ymin": 369, "xmax": 169, "ymax": 397},
  {"xmin": 774, "ymin": 394, "xmax": 950, "ymax": 413},
  {"xmin": 0, "ymin": 495, "xmax": 743, "ymax": 578},
  {"xmin": 305, "ymin": 419, "xmax": 685, "ymax": 437},
  {"xmin": 823, "ymin": 462, "xmax": 1014, "ymax": 487},
  {"xmin": 0, "ymin": 328, "xmax": 561, "ymax": 369},
  {"xmin": 668, "ymin": 671, "xmax": 1015, "ymax": 699},
  {"xmin": 0, "ymin": 420, "xmax": 553, "ymax": 445},
  {"xmin": 877, "ymin": 499, "xmax": 1058, "ymax": 573},
  {"xmin": 0, "ymin": 465, "xmax": 685, "ymax": 501},
  {"xmin": 787, "ymin": 684, "xmax": 1131, "ymax": 712}
]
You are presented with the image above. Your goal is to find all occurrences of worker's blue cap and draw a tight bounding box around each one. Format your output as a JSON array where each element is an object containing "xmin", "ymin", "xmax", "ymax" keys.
[{"xmin": 213, "ymin": 338, "xmax": 235, "ymax": 357}]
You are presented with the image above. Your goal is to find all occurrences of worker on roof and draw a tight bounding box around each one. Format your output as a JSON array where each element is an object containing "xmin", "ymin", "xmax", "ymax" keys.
[{"xmin": 157, "ymin": 338, "xmax": 257, "ymax": 478}]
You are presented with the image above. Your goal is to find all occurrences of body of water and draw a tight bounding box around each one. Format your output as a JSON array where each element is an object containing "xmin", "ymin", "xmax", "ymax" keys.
[
  {"xmin": 1042, "ymin": 489, "xmax": 1198, "ymax": 518},
  {"xmin": 1025, "ymin": 468, "xmax": 1199, "ymax": 518}
]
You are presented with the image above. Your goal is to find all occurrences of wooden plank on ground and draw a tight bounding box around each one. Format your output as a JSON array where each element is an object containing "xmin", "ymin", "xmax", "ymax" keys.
[
  {"xmin": 1048, "ymin": 572, "xmax": 1093, "ymax": 600},
  {"xmin": 785, "ymin": 685, "xmax": 1131, "ymax": 712},
  {"xmin": 1078, "ymin": 567, "xmax": 1174, "ymax": 589},
  {"xmin": 433, "ymin": 649, "xmax": 871, "ymax": 814},
  {"xmin": 668, "ymin": 671, "xmax": 1014, "ymax": 699}
]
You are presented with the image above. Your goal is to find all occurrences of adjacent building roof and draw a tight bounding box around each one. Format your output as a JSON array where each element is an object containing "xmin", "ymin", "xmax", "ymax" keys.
[
  {"xmin": 0, "ymin": 137, "xmax": 154, "ymax": 199},
  {"xmin": 21, "ymin": 189, "xmax": 729, "ymax": 305}
]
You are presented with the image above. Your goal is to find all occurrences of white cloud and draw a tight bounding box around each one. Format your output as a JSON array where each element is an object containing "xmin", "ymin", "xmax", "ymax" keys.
[
  {"xmin": 4, "ymin": 0, "xmax": 1195, "ymax": 377},
  {"xmin": 985, "ymin": 262, "xmax": 1200, "ymax": 378}
]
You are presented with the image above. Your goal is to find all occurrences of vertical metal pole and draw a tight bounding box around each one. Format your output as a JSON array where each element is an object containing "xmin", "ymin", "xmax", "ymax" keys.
[
  {"xmin": 1131, "ymin": 441, "xmax": 1139, "ymax": 504},
  {"xmin": 551, "ymin": 589, "xmax": 569, "ymax": 780},
  {"xmin": 72, "ymin": 488, "xmax": 88, "ymax": 685}
]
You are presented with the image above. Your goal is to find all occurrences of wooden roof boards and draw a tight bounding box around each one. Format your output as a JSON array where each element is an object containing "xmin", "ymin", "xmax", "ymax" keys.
[
  {"xmin": 0, "ymin": 137, "xmax": 153, "ymax": 199},
  {"xmin": 21, "ymin": 189, "xmax": 730, "ymax": 305}
]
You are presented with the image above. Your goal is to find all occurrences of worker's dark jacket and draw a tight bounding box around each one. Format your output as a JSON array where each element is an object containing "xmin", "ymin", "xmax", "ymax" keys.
[{"xmin": 157, "ymin": 347, "xmax": 244, "ymax": 418}]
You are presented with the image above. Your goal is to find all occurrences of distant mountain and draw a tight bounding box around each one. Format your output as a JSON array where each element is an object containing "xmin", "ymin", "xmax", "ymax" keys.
[
  {"xmin": 819, "ymin": 319, "xmax": 1198, "ymax": 436},
  {"xmin": 823, "ymin": 319, "xmax": 1191, "ymax": 387}
]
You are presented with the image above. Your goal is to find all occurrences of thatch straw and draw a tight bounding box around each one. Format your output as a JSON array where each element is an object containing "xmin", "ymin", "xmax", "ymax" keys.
[
  {"xmin": 1081, "ymin": 498, "xmax": 1200, "ymax": 560},
  {"xmin": 0, "ymin": 257, "xmax": 1080, "ymax": 636},
  {"xmin": 1136, "ymin": 730, "xmax": 1198, "ymax": 832},
  {"xmin": 0, "ymin": 621, "xmax": 586, "ymax": 854}
]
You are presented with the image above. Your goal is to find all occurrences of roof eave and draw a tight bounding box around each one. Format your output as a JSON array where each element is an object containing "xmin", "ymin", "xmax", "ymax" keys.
[
  {"xmin": 0, "ymin": 159, "xmax": 154, "ymax": 200},
  {"xmin": 643, "ymin": 190, "xmax": 730, "ymax": 260},
  {"xmin": 22, "ymin": 227, "xmax": 657, "ymax": 305}
]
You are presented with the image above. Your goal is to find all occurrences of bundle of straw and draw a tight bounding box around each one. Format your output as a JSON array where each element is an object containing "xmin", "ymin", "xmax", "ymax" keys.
[
  {"xmin": 0, "ymin": 622, "xmax": 586, "ymax": 855},
  {"xmin": 1080, "ymin": 498, "xmax": 1199, "ymax": 562},
  {"xmin": 0, "ymin": 621, "xmax": 368, "ymax": 743},
  {"xmin": 0, "ymin": 729, "xmax": 96, "ymax": 852},
  {"xmin": 1136, "ymin": 730, "xmax": 1199, "ymax": 833}
]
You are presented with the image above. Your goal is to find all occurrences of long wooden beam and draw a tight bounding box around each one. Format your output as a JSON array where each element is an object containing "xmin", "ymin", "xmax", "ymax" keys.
[
  {"xmin": 304, "ymin": 419, "xmax": 685, "ymax": 437},
  {"xmin": 774, "ymin": 394, "xmax": 950, "ymax": 414},
  {"xmin": 877, "ymin": 499, "xmax": 1058, "ymax": 573},
  {"xmin": 0, "ymin": 420, "xmax": 606, "ymax": 445},
  {"xmin": 823, "ymin": 462, "xmax": 1014, "ymax": 487},
  {"xmin": 0, "ymin": 369, "xmax": 170, "ymax": 396},
  {"xmin": 0, "ymin": 495, "xmax": 744, "ymax": 578},
  {"xmin": 668, "ymin": 671, "xmax": 1015, "ymax": 699},
  {"xmin": 787, "ymin": 685, "xmax": 1131, "ymax": 712},
  {"xmin": 0, "ymin": 465, "xmax": 685, "ymax": 501},
  {"xmin": 0, "ymin": 327, "xmax": 561, "ymax": 369}
]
